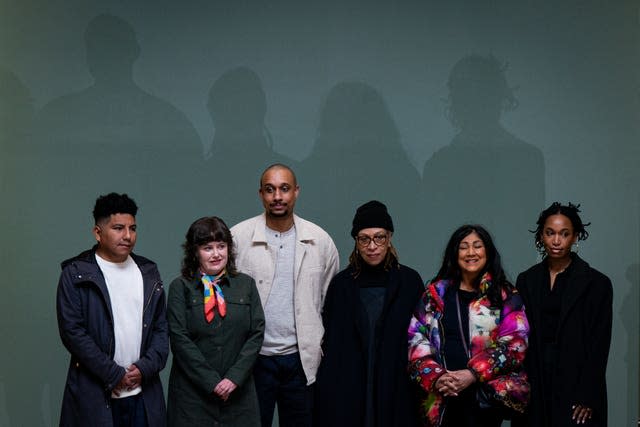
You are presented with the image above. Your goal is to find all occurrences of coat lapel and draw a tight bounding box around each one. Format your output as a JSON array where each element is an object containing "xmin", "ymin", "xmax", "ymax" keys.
[
  {"xmin": 294, "ymin": 239, "xmax": 307, "ymax": 287},
  {"xmin": 527, "ymin": 263, "xmax": 545, "ymax": 324},
  {"xmin": 557, "ymin": 256, "xmax": 591, "ymax": 333},
  {"xmin": 135, "ymin": 257, "xmax": 155, "ymax": 309},
  {"xmin": 381, "ymin": 267, "xmax": 400, "ymax": 318},
  {"xmin": 76, "ymin": 251, "xmax": 115, "ymax": 320},
  {"xmin": 523, "ymin": 262, "xmax": 546, "ymax": 350},
  {"xmin": 350, "ymin": 271, "xmax": 365, "ymax": 344}
]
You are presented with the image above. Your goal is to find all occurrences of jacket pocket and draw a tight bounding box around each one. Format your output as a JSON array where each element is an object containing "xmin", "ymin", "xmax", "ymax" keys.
[
  {"xmin": 185, "ymin": 298, "xmax": 221, "ymax": 335},
  {"xmin": 225, "ymin": 294, "xmax": 251, "ymax": 333}
]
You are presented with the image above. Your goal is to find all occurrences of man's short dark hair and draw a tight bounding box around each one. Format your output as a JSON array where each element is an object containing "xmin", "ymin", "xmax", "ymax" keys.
[{"xmin": 92, "ymin": 193, "xmax": 138, "ymax": 224}]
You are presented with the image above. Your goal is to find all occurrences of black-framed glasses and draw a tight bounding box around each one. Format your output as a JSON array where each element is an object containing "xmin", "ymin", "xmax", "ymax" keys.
[{"xmin": 356, "ymin": 234, "xmax": 388, "ymax": 247}]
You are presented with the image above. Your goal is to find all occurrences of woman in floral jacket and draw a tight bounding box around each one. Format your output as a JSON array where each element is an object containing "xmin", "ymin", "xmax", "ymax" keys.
[{"xmin": 408, "ymin": 224, "xmax": 529, "ymax": 427}]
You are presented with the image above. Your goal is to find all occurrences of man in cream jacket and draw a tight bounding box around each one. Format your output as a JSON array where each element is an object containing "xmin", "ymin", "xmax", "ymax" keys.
[{"xmin": 231, "ymin": 164, "xmax": 339, "ymax": 427}]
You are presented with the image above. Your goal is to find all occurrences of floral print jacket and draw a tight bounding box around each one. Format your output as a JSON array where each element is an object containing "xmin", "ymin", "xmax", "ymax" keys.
[{"xmin": 407, "ymin": 273, "xmax": 530, "ymax": 426}]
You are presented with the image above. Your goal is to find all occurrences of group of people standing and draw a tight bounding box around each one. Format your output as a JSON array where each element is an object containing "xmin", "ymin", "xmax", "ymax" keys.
[{"xmin": 56, "ymin": 163, "xmax": 612, "ymax": 427}]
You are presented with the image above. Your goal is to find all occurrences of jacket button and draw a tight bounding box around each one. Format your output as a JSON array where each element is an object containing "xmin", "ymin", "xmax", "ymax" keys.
[{"xmin": 143, "ymin": 323, "xmax": 147, "ymax": 328}]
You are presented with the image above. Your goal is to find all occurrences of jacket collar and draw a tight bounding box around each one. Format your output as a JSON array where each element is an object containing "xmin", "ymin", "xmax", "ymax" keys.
[
  {"xmin": 348, "ymin": 263, "xmax": 399, "ymax": 345},
  {"xmin": 556, "ymin": 254, "xmax": 592, "ymax": 327},
  {"xmin": 61, "ymin": 246, "xmax": 159, "ymax": 312},
  {"xmin": 529, "ymin": 253, "xmax": 592, "ymax": 333},
  {"xmin": 431, "ymin": 272, "xmax": 493, "ymax": 299},
  {"xmin": 61, "ymin": 244, "xmax": 153, "ymax": 270},
  {"xmin": 190, "ymin": 272, "xmax": 232, "ymax": 290}
]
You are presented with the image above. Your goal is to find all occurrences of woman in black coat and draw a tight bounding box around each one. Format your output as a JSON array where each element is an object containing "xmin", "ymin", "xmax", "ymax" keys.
[
  {"xmin": 515, "ymin": 202, "xmax": 613, "ymax": 426},
  {"xmin": 314, "ymin": 201, "xmax": 424, "ymax": 427}
]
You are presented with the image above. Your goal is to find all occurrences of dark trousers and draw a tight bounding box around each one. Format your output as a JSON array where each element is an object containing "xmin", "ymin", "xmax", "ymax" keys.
[
  {"xmin": 253, "ymin": 353, "xmax": 313, "ymax": 427},
  {"xmin": 442, "ymin": 387, "xmax": 503, "ymax": 427},
  {"xmin": 111, "ymin": 393, "xmax": 147, "ymax": 427}
]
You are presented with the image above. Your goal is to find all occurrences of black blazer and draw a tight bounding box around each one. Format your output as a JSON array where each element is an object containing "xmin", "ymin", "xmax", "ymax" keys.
[{"xmin": 515, "ymin": 254, "xmax": 612, "ymax": 427}]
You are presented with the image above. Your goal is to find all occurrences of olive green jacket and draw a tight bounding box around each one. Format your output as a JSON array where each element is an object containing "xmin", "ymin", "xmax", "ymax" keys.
[{"xmin": 167, "ymin": 272, "xmax": 265, "ymax": 426}]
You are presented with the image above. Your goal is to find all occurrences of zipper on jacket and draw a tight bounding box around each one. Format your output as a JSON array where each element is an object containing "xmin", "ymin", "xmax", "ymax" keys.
[
  {"xmin": 75, "ymin": 261, "xmax": 117, "ymax": 359},
  {"xmin": 143, "ymin": 280, "xmax": 162, "ymax": 315}
]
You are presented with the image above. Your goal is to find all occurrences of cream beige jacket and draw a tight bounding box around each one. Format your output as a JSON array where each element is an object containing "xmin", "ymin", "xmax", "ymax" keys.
[{"xmin": 231, "ymin": 213, "xmax": 339, "ymax": 385}]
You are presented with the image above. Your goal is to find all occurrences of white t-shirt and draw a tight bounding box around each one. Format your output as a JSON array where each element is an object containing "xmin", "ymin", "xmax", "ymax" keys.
[{"xmin": 95, "ymin": 254, "xmax": 144, "ymax": 398}]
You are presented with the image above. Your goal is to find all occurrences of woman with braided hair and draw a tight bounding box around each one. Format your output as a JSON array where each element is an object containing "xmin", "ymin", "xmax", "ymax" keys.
[{"xmin": 515, "ymin": 203, "xmax": 612, "ymax": 426}]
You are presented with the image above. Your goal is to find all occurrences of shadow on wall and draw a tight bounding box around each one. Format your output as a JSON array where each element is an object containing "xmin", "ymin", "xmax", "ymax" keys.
[
  {"xmin": 28, "ymin": 12, "xmax": 205, "ymax": 263},
  {"xmin": 621, "ymin": 263, "xmax": 639, "ymax": 425},
  {"xmin": 0, "ymin": 67, "xmax": 50, "ymax": 427},
  {"xmin": 300, "ymin": 81, "xmax": 421, "ymax": 268},
  {"xmin": 420, "ymin": 54, "xmax": 545, "ymax": 279},
  {"xmin": 0, "ymin": 67, "xmax": 34, "ymax": 226},
  {"xmin": 2, "ymin": 15, "xmax": 204, "ymax": 425},
  {"xmin": 34, "ymin": 13, "xmax": 202, "ymax": 160},
  {"xmin": 204, "ymin": 66, "xmax": 296, "ymax": 226},
  {"xmin": 29, "ymin": 12, "xmax": 205, "ymax": 266}
]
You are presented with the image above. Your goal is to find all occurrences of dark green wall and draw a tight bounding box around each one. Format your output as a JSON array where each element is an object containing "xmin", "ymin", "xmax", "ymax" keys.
[{"xmin": 1, "ymin": 1, "xmax": 638, "ymax": 425}]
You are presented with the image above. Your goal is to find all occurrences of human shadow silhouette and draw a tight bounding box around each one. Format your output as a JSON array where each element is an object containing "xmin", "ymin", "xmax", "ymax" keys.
[
  {"xmin": 621, "ymin": 263, "xmax": 639, "ymax": 424},
  {"xmin": 35, "ymin": 14, "xmax": 201, "ymax": 161},
  {"xmin": 301, "ymin": 81, "xmax": 421, "ymax": 266},
  {"xmin": 204, "ymin": 66, "xmax": 295, "ymax": 225},
  {"xmin": 0, "ymin": 68, "xmax": 35, "ymax": 234},
  {"xmin": 22, "ymin": 17, "xmax": 206, "ymax": 423},
  {"xmin": 0, "ymin": 67, "xmax": 34, "ymax": 219},
  {"xmin": 31, "ymin": 13, "xmax": 203, "ymax": 269},
  {"xmin": 0, "ymin": 67, "xmax": 37, "ymax": 426},
  {"xmin": 0, "ymin": 65, "xmax": 34, "ymax": 272},
  {"xmin": 421, "ymin": 54, "xmax": 545, "ymax": 278}
]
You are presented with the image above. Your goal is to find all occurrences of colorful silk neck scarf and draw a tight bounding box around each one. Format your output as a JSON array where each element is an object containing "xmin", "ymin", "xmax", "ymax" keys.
[{"xmin": 201, "ymin": 270, "xmax": 227, "ymax": 322}]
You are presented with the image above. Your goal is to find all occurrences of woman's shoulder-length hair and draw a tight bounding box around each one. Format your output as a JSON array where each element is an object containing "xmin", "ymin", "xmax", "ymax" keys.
[{"xmin": 181, "ymin": 216, "xmax": 238, "ymax": 280}]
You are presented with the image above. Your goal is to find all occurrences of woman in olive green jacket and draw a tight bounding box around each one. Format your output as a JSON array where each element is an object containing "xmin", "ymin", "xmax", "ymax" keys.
[{"xmin": 167, "ymin": 216, "xmax": 265, "ymax": 426}]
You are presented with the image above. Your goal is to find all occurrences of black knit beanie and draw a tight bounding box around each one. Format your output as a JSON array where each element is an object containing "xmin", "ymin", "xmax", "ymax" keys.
[{"xmin": 350, "ymin": 200, "xmax": 394, "ymax": 237}]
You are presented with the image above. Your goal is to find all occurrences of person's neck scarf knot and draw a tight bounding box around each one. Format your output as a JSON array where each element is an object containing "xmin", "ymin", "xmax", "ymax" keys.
[{"xmin": 201, "ymin": 270, "xmax": 227, "ymax": 322}]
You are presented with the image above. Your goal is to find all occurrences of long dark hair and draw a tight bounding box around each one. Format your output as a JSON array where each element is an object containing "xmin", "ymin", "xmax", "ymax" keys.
[
  {"xmin": 181, "ymin": 216, "xmax": 237, "ymax": 279},
  {"xmin": 531, "ymin": 202, "xmax": 590, "ymax": 257},
  {"xmin": 436, "ymin": 224, "xmax": 508, "ymax": 308}
]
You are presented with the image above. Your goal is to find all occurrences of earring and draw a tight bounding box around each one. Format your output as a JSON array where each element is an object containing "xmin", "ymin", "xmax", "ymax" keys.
[{"xmin": 573, "ymin": 242, "xmax": 579, "ymax": 254}]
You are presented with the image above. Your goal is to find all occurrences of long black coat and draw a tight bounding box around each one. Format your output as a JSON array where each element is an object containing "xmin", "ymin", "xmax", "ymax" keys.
[
  {"xmin": 314, "ymin": 263, "xmax": 423, "ymax": 427},
  {"xmin": 515, "ymin": 254, "xmax": 612, "ymax": 426}
]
